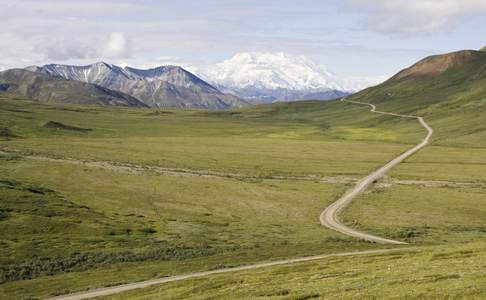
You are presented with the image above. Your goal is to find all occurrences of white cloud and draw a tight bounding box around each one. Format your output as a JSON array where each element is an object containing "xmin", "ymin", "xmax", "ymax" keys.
[
  {"xmin": 344, "ymin": 0, "xmax": 486, "ymax": 34},
  {"xmin": 32, "ymin": 32, "xmax": 131, "ymax": 65},
  {"xmin": 102, "ymin": 32, "xmax": 131, "ymax": 59}
]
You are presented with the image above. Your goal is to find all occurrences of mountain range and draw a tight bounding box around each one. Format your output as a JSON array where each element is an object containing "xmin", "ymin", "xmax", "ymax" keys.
[
  {"xmin": 0, "ymin": 68, "xmax": 147, "ymax": 107},
  {"xmin": 24, "ymin": 63, "xmax": 246, "ymax": 109},
  {"xmin": 0, "ymin": 53, "xmax": 386, "ymax": 108},
  {"xmin": 193, "ymin": 52, "xmax": 385, "ymax": 103}
]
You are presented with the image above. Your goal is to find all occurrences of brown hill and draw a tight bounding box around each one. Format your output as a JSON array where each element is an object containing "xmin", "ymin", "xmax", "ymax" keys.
[{"xmin": 390, "ymin": 50, "xmax": 486, "ymax": 81}]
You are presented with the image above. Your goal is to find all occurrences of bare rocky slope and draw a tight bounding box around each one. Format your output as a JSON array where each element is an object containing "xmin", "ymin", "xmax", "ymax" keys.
[{"xmin": 0, "ymin": 69, "xmax": 147, "ymax": 107}]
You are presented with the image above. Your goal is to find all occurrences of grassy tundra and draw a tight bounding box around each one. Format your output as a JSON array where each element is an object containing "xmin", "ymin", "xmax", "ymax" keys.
[
  {"xmin": 0, "ymin": 94, "xmax": 420, "ymax": 299},
  {"xmin": 2, "ymin": 48, "xmax": 486, "ymax": 300}
]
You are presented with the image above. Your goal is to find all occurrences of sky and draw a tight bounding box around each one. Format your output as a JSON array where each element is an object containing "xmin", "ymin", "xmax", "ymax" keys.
[{"xmin": 1, "ymin": 0, "xmax": 486, "ymax": 78}]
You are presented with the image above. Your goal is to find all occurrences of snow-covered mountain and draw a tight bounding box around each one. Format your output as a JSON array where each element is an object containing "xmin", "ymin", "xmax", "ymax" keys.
[
  {"xmin": 25, "ymin": 62, "xmax": 247, "ymax": 109},
  {"xmin": 194, "ymin": 52, "xmax": 385, "ymax": 103}
]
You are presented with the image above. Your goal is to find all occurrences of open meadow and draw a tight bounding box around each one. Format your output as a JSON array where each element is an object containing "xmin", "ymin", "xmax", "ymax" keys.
[{"xmin": 0, "ymin": 94, "xmax": 421, "ymax": 299}]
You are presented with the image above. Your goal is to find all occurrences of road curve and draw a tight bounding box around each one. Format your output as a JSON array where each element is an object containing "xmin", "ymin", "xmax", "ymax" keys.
[
  {"xmin": 46, "ymin": 248, "xmax": 409, "ymax": 300},
  {"xmin": 320, "ymin": 98, "xmax": 433, "ymax": 245}
]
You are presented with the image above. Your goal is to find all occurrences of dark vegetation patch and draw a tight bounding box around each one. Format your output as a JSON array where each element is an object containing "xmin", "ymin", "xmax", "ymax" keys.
[
  {"xmin": 145, "ymin": 110, "xmax": 175, "ymax": 116},
  {"xmin": 0, "ymin": 246, "xmax": 222, "ymax": 283},
  {"xmin": 0, "ymin": 152, "xmax": 22, "ymax": 161},
  {"xmin": 380, "ymin": 226, "xmax": 430, "ymax": 240},
  {"xmin": 394, "ymin": 227, "xmax": 429, "ymax": 239},
  {"xmin": 1, "ymin": 108, "xmax": 33, "ymax": 114},
  {"xmin": 0, "ymin": 179, "xmax": 54, "ymax": 195},
  {"xmin": 0, "ymin": 127, "xmax": 16, "ymax": 139},
  {"xmin": 430, "ymin": 250, "xmax": 475, "ymax": 261},
  {"xmin": 293, "ymin": 292, "xmax": 321, "ymax": 300},
  {"xmin": 43, "ymin": 121, "xmax": 92, "ymax": 132},
  {"xmin": 424, "ymin": 274, "xmax": 461, "ymax": 282},
  {"xmin": 257, "ymin": 289, "xmax": 291, "ymax": 297},
  {"xmin": 138, "ymin": 227, "xmax": 157, "ymax": 234},
  {"xmin": 46, "ymin": 107, "xmax": 94, "ymax": 113}
]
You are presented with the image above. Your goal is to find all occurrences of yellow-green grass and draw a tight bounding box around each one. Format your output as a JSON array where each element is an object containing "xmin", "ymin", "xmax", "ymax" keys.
[
  {"xmin": 0, "ymin": 96, "xmax": 422, "ymax": 178},
  {"xmin": 1, "ymin": 157, "xmax": 385, "ymax": 299},
  {"xmin": 0, "ymin": 94, "xmax": 446, "ymax": 299},
  {"xmin": 343, "ymin": 184, "xmax": 486, "ymax": 244},
  {"xmin": 94, "ymin": 243, "xmax": 486, "ymax": 299},
  {"xmin": 389, "ymin": 145, "xmax": 486, "ymax": 183},
  {"xmin": 4, "ymin": 136, "xmax": 412, "ymax": 179}
]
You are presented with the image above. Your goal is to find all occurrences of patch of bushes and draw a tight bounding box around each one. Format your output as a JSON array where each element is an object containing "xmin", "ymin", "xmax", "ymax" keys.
[
  {"xmin": 43, "ymin": 121, "xmax": 91, "ymax": 133},
  {"xmin": 0, "ymin": 152, "xmax": 22, "ymax": 161},
  {"xmin": 0, "ymin": 246, "xmax": 221, "ymax": 283},
  {"xmin": 0, "ymin": 209, "xmax": 10, "ymax": 220},
  {"xmin": 139, "ymin": 227, "xmax": 157, "ymax": 234},
  {"xmin": 145, "ymin": 111, "xmax": 174, "ymax": 116},
  {"xmin": 258, "ymin": 289, "xmax": 291, "ymax": 297},
  {"xmin": 0, "ymin": 127, "xmax": 16, "ymax": 139},
  {"xmin": 294, "ymin": 292, "xmax": 321, "ymax": 300},
  {"xmin": 394, "ymin": 227, "xmax": 429, "ymax": 239}
]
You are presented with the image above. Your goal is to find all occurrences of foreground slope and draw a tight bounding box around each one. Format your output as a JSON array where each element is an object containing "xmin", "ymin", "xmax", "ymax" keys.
[{"xmin": 97, "ymin": 243, "xmax": 486, "ymax": 300}]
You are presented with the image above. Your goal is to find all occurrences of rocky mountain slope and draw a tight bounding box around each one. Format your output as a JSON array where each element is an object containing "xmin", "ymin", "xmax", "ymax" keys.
[
  {"xmin": 0, "ymin": 69, "xmax": 147, "ymax": 107},
  {"xmin": 26, "ymin": 63, "xmax": 247, "ymax": 109}
]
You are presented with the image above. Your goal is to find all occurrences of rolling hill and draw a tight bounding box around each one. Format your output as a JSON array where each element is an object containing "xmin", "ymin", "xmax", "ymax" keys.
[{"xmin": 347, "ymin": 48, "xmax": 486, "ymax": 146}]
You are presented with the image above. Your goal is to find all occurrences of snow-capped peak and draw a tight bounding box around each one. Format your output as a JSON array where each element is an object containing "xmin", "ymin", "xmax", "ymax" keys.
[
  {"xmin": 195, "ymin": 52, "xmax": 387, "ymax": 94},
  {"xmin": 198, "ymin": 52, "xmax": 345, "ymax": 91}
]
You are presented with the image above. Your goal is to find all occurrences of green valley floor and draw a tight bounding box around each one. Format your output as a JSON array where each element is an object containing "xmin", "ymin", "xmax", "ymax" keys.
[{"xmin": 1, "ymin": 93, "xmax": 485, "ymax": 299}]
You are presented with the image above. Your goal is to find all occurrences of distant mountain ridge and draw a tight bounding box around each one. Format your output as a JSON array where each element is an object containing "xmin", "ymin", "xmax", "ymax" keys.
[
  {"xmin": 0, "ymin": 68, "xmax": 147, "ymax": 107},
  {"xmin": 25, "ymin": 62, "xmax": 247, "ymax": 109}
]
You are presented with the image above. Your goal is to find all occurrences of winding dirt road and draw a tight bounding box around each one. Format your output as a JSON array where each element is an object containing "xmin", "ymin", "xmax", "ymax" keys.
[
  {"xmin": 46, "ymin": 248, "xmax": 410, "ymax": 300},
  {"xmin": 320, "ymin": 98, "xmax": 433, "ymax": 244}
]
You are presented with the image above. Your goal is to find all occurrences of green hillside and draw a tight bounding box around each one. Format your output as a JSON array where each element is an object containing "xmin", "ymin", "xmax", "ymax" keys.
[{"xmin": 349, "ymin": 49, "xmax": 486, "ymax": 146}]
